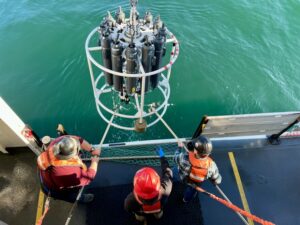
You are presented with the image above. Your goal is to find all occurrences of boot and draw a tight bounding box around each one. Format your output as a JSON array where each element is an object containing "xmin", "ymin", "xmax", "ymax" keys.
[{"xmin": 79, "ymin": 194, "xmax": 94, "ymax": 203}]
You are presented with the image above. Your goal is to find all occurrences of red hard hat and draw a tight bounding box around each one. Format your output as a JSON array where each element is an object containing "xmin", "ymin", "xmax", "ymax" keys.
[{"xmin": 133, "ymin": 167, "xmax": 161, "ymax": 200}]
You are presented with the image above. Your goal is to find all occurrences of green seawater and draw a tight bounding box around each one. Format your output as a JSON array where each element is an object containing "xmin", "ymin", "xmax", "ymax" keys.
[{"xmin": 1, "ymin": 0, "xmax": 300, "ymax": 143}]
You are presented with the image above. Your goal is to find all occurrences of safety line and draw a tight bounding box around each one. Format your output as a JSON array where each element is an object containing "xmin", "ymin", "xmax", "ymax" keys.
[
  {"xmin": 228, "ymin": 152, "xmax": 254, "ymax": 225},
  {"xmin": 35, "ymin": 189, "xmax": 45, "ymax": 224},
  {"xmin": 215, "ymin": 185, "xmax": 249, "ymax": 225}
]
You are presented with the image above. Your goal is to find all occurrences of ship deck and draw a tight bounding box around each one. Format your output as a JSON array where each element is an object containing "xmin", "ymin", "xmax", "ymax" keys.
[{"xmin": 0, "ymin": 135, "xmax": 299, "ymax": 225}]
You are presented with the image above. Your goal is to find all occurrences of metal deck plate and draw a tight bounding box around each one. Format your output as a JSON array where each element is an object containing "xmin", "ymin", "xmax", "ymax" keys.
[
  {"xmin": 1, "ymin": 136, "xmax": 300, "ymax": 224},
  {"xmin": 203, "ymin": 112, "xmax": 300, "ymax": 137},
  {"xmin": 86, "ymin": 183, "xmax": 203, "ymax": 225}
]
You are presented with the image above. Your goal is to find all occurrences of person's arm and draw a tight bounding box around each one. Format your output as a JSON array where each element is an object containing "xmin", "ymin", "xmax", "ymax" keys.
[
  {"xmin": 89, "ymin": 156, "xmax": 100, "ymax": 172},
  {"xmin": 156, "ymin": 147, "xmax": 173, "ymax": 196},
  {"xmin": 174, "ymin": 151, "xmax": 191, "ymax": 182},
  {"xmin": 160, "ymin": 157, "xmax": 173, "ymax": 196},
  {"xmin": 72, "ymin": 136, "xmax": 101, "ymax": 156},
  {"xmin": 124, "ymin": 192, "xmax": 142, "ymax": 214},
  {"xmin": 174, "ymin": 146, "xmax": 182, "ymax": 165},
  {"xmin": 79, "ymin": 157, "xmax": 100, "ymax": 186},
  {"xmin": 174, "ymin": 150, "xmax": 180, "ymax": 165},
  {"xmin": 175, "ymin": 151, "xmax": 190, "ymax": 171},
  {"xmin": 208, "ymin": 160, "xmax": 222, "ymax": 185}
]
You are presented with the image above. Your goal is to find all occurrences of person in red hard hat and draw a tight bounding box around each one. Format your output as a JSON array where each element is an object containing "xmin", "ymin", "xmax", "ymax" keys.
[{"xmin": 124, "ymin": 147, "xmax": 173, "ymax": 222}]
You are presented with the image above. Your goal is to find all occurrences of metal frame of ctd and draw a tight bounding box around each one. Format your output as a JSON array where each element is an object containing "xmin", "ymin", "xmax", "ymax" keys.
[{"xmin": 85, "ymin": 25, "xmax": 180, "ymax": 130}]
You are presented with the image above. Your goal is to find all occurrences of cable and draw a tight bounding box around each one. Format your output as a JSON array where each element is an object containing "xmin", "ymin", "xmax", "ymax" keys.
[
  {"xmin": 151, "ymin": 106, "xmax": 188, "ymax": 153},
  {"xmin": 190, "ymin": 184, "xmax": 275, "ymax": 225},
  {"xmin": 215, "ymin": 185, "xmax": 250, "ymax": 225}
]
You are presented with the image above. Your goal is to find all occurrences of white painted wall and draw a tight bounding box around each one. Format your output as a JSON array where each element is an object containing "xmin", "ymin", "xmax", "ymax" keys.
[{"xmin": 0, "ymin": 97, "xmax": 41, "ymax": 155}]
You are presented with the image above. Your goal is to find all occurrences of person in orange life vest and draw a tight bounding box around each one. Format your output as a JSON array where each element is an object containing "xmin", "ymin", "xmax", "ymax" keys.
[
  {"xmin": 174, "ymin": 135, "xmax": 222, "ymax": 202},
  {"xmin": 37, "ymin": 135, "xmax": 101, "ymax": 203},
  {"xmin": 124, "ymin": 147, "xmax": 173, "ymax": 222}
]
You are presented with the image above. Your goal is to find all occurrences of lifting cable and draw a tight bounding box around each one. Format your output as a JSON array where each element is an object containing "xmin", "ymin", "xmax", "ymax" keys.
[
  {"xmin": 64, "ymin": 110, "xmax": 117, "ymax": 225},
  {"xmin": 150, "ymin": 106, "xmax": 189, "ymax": 153},
  {"xmin": 151, "ymin": 106, "xmax": 275, "ymax": 225}
]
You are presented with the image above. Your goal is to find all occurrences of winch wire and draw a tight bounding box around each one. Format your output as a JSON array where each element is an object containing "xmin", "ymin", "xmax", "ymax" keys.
[{"xmin": 151, "ymin": 106, "xmax": 188, "ymax": 153}]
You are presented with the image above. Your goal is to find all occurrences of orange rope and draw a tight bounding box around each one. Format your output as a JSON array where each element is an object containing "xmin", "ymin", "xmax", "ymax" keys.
[
  {"xmin": 36, "ymin": 197, "xmax": 50, "ymax": 225},
  {"xmin": 194, "ymin": 186, "xmax": 275, "ymax": 225}
]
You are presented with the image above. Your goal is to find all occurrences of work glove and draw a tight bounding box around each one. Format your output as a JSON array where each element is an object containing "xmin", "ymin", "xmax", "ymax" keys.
[
  {"xmin": 156, "ymin": 146, "xmax": 165, "ymax": 158},
  {"xmin": 210, "ymin": 175, "xmax": 222, "ymax": 185}
]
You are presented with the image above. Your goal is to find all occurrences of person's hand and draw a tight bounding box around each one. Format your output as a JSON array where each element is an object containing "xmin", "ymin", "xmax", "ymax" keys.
[
  {"xmin": 210, "ymin": 176, "xmax": 222, "ymax": 185},
  {"xmin": 91, "ymin": 146, "xmax": 101, "ymax": 156},
  {"xmin": 91, "ymin": 156, "xmax": 100, "ymax": 163},
  {"xmin": 178, "ymin": 141, "xmax": 184, "ymax": 148},
  {"xmin": 91, "ymin": 149, "xmax": 101, "ymax": 156},
  {"xmin": 156, "ymin": 146, "xmax": 165, "ymax": 158}
]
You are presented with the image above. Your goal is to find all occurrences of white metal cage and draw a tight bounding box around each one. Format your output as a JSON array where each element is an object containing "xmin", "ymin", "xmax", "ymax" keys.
[{"xmin": 85, "ymin": 25, "xmax": 180, "ymax": 131}]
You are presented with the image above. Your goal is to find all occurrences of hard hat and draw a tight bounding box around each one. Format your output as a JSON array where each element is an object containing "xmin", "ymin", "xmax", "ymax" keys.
[
  {"xmin": 193, "ymin": 135, "xmax": 213, "ymax": 156},
  {"xmin": 133, "ymin": 167, "xmax": 161, "ymax": 201},
  {"xmin": 56, "ymin": 137, "xmax": 79, "ymax": 159}
]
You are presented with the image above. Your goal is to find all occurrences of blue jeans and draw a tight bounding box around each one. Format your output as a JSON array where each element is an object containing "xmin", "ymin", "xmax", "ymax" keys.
[
  {"xmin": 172, "ymin": 166, "xmax": 200, "ymax": 202},
  {"xmin": 183, "ymin": 184, "xmax": 199, "ymax": 202}
]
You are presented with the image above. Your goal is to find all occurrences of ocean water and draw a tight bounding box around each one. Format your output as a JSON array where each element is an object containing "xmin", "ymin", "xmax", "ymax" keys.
[{"xmin": 0, "ymin": 0, "xmax": 300, "ymax": 143}]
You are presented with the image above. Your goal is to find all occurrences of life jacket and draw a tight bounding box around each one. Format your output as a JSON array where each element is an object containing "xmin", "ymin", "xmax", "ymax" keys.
[
  {"xmin": 37, "ymin": 141, "xmax": 87, "ymax": 171},
  {"xmin": 142, "ymin": 201, "xmax": 161, "ymax": 214},
  {"xmin": 188, "ymin": 152, "xmax": 212, "ymax": 183},
  {"xmin": 134, "ymin": 192, "xmax": 162, "ymax": 214}
]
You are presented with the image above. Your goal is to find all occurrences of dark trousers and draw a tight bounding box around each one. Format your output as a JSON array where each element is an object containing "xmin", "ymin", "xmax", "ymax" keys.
[
  {"xmin": 40, "ymin": 182, "xmax": 83, "ymax": 203},
  {"xmin": 172, "ymin": 166, "xmax": 200, "ymax": 202},
  {"xmin": 38, "ymin": 169, "xmax": 86, "ymax": 203},
  {"xmin": 183, "ymin": 184, "xmax": 199, "ymax": 202}
]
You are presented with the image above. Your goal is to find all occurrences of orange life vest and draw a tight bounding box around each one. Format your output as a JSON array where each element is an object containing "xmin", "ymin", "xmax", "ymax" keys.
[
  {"xmin": 37, "ymin": 143, "xmax": 87, "ymax": 171},
  {"xmin": 188, "ymin": 152, "xmax": 212, "ymax": 183},
  {"xmin": 142, "ymin": 201, "xmax": 161, "ymax": 214}
]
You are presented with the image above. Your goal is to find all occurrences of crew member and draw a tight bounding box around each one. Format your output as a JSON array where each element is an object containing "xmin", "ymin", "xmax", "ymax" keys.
[
  {"xmin": 174, "ymin": 135, "xmax": 222, "ymax": 202},
  {"xmin": 37, "ymin": 135, "xmax": 101, "ymax": 203},
  {"xmin": 124, "ymin": 147, "xmax": 173, "ymax": 222}
]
